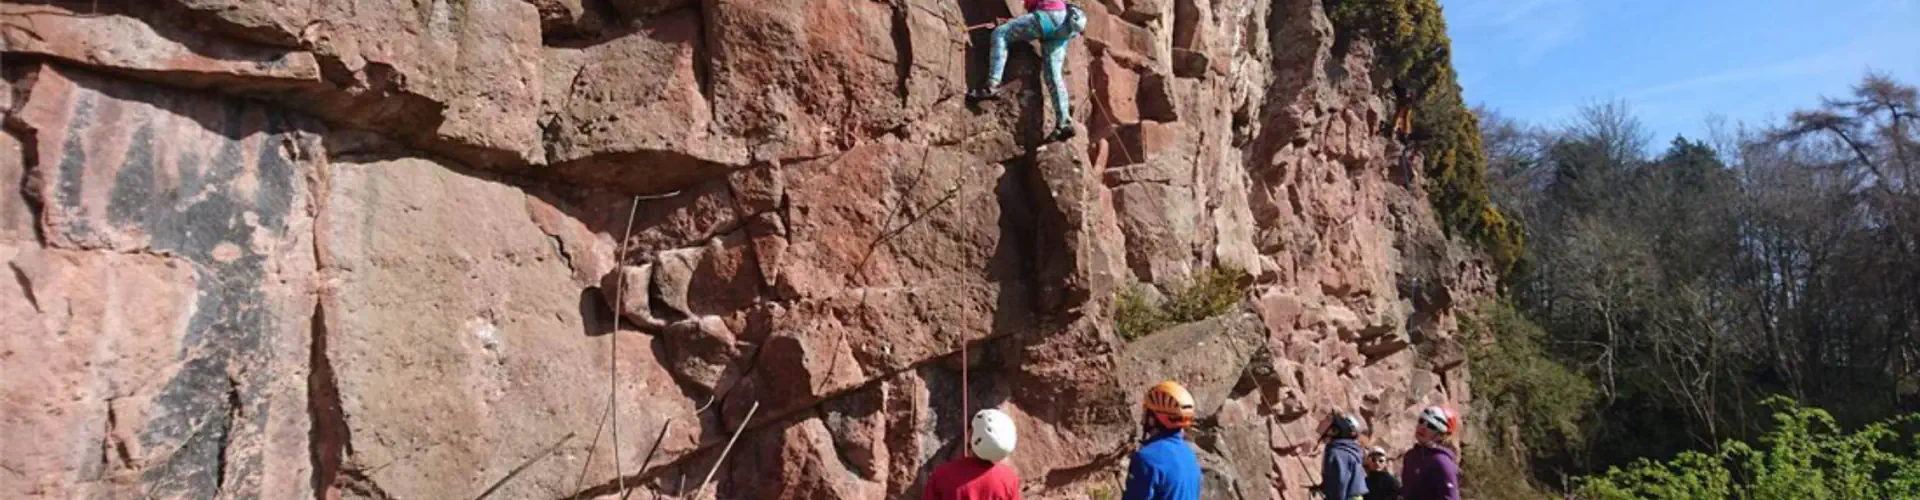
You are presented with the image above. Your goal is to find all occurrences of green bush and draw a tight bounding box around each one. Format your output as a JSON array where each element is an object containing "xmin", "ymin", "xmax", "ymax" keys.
[
  {"xmin": 1574, "ymin": 397, "xmax": 1920, "ymax": 499},
  {"xmin": 1113, "ymin": 267, "xmax": 1250, "ymax": 340},
  {"xmin": 1465, "ymin": 302, "xmax": 1595, "ymax": 459},
  {"xmin": 1462, "ymin": 302, "xmax": 1594, "ymax": 495},
  {"xmin": 1114, "ymin": 286, "xmax": 1173, "ymax": 341},
  {"xmin": 1463, "ymin": 447, "xmax": 1559, "ymax": 500}
]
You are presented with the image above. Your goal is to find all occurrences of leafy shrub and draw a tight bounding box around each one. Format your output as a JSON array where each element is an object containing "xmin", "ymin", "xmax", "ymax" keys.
[
  {"xmin": 1574, "ymin": 397, "xmax": 1920, "ymax": 499},
  {"xmin": 1463, "ymin": 447, "xmax": 1559, "ymax": 500},
  {"xmin": 1465, "ymin": 302, "xmax": 1595, "ymax": 459},
  {"xmin": 1114, "ymin": 286, "xmax": 1173, "ymax": 341},
  {"xmin": 1113, "ymin": 267, "xmax": 1250, "ymax": 340}
]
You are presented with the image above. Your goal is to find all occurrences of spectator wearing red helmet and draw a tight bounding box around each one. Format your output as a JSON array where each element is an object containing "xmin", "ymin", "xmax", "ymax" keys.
[{"xmin": 1400, "ymin": 406, "xmax": 1461, "ymax": 500}]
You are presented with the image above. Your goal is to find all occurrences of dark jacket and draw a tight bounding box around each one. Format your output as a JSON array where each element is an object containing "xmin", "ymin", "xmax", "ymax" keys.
[
  {"xmin": 1122, "ymin": 430, "xmax": 1202, "ymax": 500},
  {"xmin": 1400, "ymin": 444, "xmax": 1460, "ymax": 500},
  {"xmin": 1364, "ymin": 470, "xmax": 1401, "ymax": 500},
  {"xmin": 1321, "ymin": 439, "xmax": 1369, "ymax": 499}
]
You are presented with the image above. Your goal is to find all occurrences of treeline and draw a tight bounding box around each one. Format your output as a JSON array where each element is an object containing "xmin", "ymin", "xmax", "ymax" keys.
[{"xmin": 1467, "ymin": 75, "xmax": 1920, "ymax": 493}]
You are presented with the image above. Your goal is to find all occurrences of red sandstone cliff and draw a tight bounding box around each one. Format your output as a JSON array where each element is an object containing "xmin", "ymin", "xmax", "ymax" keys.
[{"xmin": 0, "ymin": 0, "xmax": 1490, "ymax": 498}]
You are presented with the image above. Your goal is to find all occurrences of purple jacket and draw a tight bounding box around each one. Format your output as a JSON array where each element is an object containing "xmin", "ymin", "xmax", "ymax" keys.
[{"xmin": 1398, "ymin": 444, "xmax": 1459, "ymax": 500}]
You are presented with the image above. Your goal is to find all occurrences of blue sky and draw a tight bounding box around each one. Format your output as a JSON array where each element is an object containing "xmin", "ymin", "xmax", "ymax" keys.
[{"xmin": 1441, "ymin": 0, "xmax": 1920, "ymax": 145}]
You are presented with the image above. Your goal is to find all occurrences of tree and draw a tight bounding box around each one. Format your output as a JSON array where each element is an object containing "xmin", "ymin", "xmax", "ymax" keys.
[{"xmin": 1477, "ymin": 75, "xmax": 1920, "ymax": 485}]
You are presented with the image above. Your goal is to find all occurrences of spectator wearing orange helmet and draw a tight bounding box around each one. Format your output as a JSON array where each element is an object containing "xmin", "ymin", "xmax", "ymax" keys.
[{"xmin": 1122, "ymin": 381, "xmax": 1201, "ymax": 500}]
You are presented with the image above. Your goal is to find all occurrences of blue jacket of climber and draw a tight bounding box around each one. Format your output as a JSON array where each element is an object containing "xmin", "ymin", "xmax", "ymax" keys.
[{"xmin": 967, "ymin": 0, "xmax": 1089, "ymax": 141}]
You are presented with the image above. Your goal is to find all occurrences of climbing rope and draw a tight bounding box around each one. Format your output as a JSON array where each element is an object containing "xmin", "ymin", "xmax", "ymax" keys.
[{"xmin": 962, "ymin": 330, "xmax": 971, "ymax": 458}]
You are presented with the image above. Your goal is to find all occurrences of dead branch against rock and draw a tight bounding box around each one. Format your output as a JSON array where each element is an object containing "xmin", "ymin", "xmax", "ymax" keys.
[
  {"xmin": 608, "ymin": 195, "xmax": 642, "ymax": 497},
  {"xmin": 474, "ymin": 431, "xmax": 576, "ymax": 500},
  {"xmin": 571, "ymin": 402, "xmax": 614, "ymax": 494},
  {"xmin": 616, "ymin": 421, "xmax": 673, "ymax": 500},
  {"xmin": 695, "ymin": 401, "xmax": 759, "ymax": 496}
]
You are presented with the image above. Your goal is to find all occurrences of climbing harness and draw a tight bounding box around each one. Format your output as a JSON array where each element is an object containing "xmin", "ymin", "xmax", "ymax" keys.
[{"xmin": 1036, "ymin": 5, "xmax": 1085, "ymax": 42}]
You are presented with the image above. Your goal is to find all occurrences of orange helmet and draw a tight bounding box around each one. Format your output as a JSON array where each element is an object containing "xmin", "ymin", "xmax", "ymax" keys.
[{"xmin": 1143, "ymin": 381, "xmax": 1196, "ymax": 429}]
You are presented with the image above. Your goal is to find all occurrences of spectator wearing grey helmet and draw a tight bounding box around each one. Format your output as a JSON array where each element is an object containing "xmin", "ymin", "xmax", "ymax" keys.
[{"xmin": 1319, "ymin": 413, "xmax": 1369, "ymax": 500}]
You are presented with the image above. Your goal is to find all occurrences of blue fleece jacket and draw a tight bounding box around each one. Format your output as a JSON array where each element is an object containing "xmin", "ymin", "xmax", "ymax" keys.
[
  {"xmin": 1122, "ymin": 430, "xmax": 1202, "ymax": 500},
  {"xmin": 1321, "ymin": 438, "xmax": 1370, "ymax": 499}
]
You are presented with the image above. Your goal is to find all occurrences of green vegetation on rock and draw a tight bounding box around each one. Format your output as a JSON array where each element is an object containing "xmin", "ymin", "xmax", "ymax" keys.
[
  {"xmin": 1462, "ymin": 302, "xmax": 1597, "ymax": 497},
  {"xmin": 1323, "ymin": 0, "xmax": 1526, "ymax": 274},
  {"xmin": 1113, "ymin": 267, "xmax": 1251, "ymax": 341}
]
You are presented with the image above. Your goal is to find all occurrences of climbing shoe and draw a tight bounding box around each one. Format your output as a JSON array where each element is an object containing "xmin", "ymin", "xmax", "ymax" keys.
[
  {"xmin": 1050, "ymin": 124, "xmax": 1077, "ymax": 141},
  {"xmin": 966, "ymin": 88, "xmax": 1001, "ymax": 103}
]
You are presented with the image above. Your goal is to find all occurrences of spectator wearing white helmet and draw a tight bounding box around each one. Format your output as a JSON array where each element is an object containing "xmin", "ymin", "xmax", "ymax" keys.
[
  {"xmin": 924, "ymin": 409, "xmax": 1021, "ymax": 500},
  {"xmin": 1363, "ymin": 446, "xmax": 1401, "ymax": 500},
  {"xmin": 1400, "ymin": 406, "xmax": 1461, "ymax": 500}
]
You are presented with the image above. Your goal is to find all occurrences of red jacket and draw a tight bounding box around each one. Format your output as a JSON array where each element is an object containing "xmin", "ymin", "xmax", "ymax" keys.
[{"xmin": 924, "ymin": 457, "xmax": 1020, "ymax": 500}]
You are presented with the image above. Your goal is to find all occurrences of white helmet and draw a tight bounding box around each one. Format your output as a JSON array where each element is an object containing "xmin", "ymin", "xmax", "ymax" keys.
[
  {"xmin": 970, "ymin": 409, "xmax": 1018, "ymax": 462},
  {"xmin": 1418, "ymin": 406, "xmax": 1459, "ymax": 436}
]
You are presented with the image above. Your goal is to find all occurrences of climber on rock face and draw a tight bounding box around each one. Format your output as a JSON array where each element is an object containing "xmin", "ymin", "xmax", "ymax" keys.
[
  {"xmin": 966, "ymin": 0, "xmax": 1088, "ymax": 142},
  {"xmin": 1122, "ymin": 381, "xmax": 1202, "ymax": 500},
  {"xmin": 925, "ymin": 409, "xmax": 1022, "ymax": 500}
]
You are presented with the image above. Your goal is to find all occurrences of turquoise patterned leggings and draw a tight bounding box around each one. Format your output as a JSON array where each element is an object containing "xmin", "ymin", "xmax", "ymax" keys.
[{"xmin": 986, "ymin": 9, "xmax": 1088, "ymax": 127}]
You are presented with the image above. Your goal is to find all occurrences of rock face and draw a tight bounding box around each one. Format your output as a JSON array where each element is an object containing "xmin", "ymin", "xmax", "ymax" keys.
[{"xmin": 1, "ymin": 0, "xmax": 1491, "ymax": 498}]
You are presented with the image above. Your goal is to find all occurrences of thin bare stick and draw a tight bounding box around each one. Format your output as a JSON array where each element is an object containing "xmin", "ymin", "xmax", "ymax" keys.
[
  {"xmin": 697, "ymin": 401, "xmax": 761, "ymax": 495},
  {"xmin": 474, "ymin": 432, "xmax": 576, "ymax": 500},
  {"xmin": 611, "ymin": 196, "xmax": 644, "ymax": 497},
  {"xmin": 616, "ymin": 421, "xmax": 674, "ymax": 500},
  {"xmin": 571, "ymin": 402, "xmax": 614, "ymax": 493}
]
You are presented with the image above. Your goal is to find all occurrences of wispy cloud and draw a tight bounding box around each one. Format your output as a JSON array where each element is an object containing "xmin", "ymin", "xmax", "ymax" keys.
[
  {"xmin": 1865, "ymin": 0, "xmax": 1916, "ymax": 14},
  {"xmin": 1623, "ymin": 58, "xmax": 1833, "ymax": 101},
  {"xmin": 1489, "ymin": 0, "xmax": 1556, "ymax": 25},
  {"xmin": 1622, "ymin": 35, "xmax": 1891, "ymax": 102},
  {"xmin": 1442, "ymin": 0, "xmax": 1584, "ymax": 67}
]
